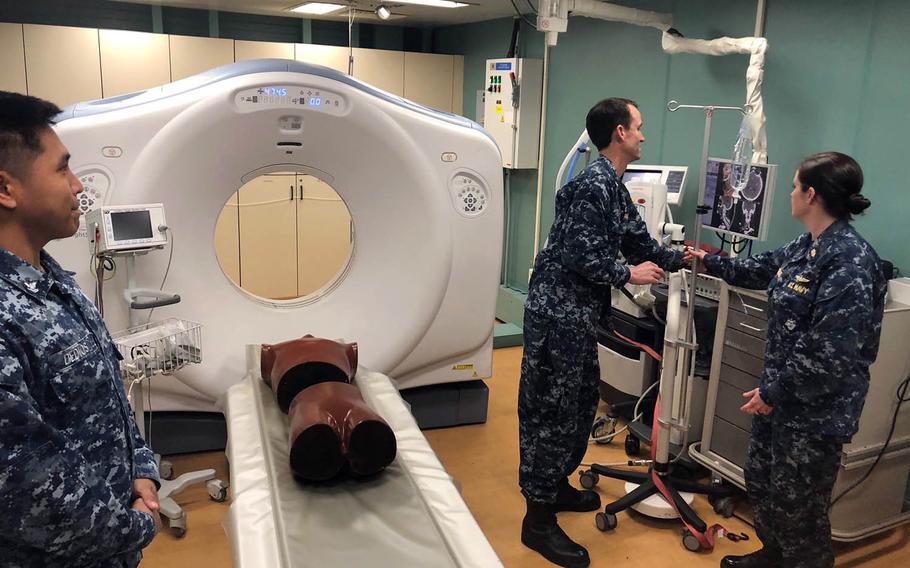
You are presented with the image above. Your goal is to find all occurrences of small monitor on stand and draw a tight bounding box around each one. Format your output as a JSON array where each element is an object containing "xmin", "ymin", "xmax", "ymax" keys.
[
  {"xmin": 622, "ymin": 164, "xmax": 688, "ymax": 205},
  {"xmin": 86, "ymin": 203, "xmax": 168, "ymax": 254},
  {"xmin": 700, "ymin": 158, "xmax": 777, "ymax": 241}
]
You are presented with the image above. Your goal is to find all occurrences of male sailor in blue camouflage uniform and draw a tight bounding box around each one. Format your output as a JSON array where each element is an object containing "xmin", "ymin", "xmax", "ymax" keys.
[
  {"xmin": 0, "ymin": 91, "xmax": 161, "ymax": 567},
  {"xmin": 690, "ymin": 152, "xmax": 886, "ymax": 568},
  {"xmin": 518, "ymin": 98, "xmax": 684, "ymax": 568}
]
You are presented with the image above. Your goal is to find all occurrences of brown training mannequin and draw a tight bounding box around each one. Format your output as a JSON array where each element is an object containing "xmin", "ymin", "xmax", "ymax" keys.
[
  {"xmin": 260, "ymin": 335, "xmax": 358, "ymax": 413},
  {"xmin": 288, "ymin": 381, "xmax": 397, "ymax": 481}
]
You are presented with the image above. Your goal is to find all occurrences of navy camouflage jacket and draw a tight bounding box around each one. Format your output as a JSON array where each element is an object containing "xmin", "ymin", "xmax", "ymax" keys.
[
  {"xmin": 0, "ymin": 247, "xmax": 159, "ymax": 567},
  {"xmin": 704, "ymin": 220, "xmax": 886, "ymax": 439},
  {"xmin": 525, "ymin": 156, "xmax": 684, "ymax": 331}
]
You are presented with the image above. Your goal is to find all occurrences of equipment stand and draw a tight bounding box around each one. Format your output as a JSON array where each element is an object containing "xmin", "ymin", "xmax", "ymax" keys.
[{"xmin": 114, "ymin": 252, "xmax": 228, "ymax": 538}]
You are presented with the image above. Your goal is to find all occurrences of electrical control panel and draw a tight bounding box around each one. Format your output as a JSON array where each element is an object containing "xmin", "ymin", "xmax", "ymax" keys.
[{"xmin": 483, "ymin": 58, "xmax": 543, "ymax": 169}]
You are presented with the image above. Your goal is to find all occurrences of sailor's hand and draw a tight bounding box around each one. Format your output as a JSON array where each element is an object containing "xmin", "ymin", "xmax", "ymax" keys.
[
  {"xmin": 133, "ymin": 478, "xmax": 161, "ymax": 529},
  {"xmin": 133, "ymin": 478, "xmax": 160, "ymax": 512},
  {"xmin": 684, "ymin": 246, "xmax": 708, "ymax": 273},
  {"xmin": 740, "ymin": 388, "xmax": 773, "ymax": 415},
  {"xmin": 628, "ymin": 261, "xmax": 665, "ymax": 285},
  {"xmin": 132, "ymin": 497, "xmax": 162, "ymax": 532}
]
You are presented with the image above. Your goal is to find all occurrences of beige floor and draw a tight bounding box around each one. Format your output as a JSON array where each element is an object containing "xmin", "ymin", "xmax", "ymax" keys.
[{"xmin": 144, "ymin": 346, "xmax": 910, "ymax": 567}]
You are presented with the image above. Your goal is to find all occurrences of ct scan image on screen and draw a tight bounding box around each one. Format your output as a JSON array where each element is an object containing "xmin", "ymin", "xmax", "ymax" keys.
[{"xmin": 701, "ymin": 158, "xmax": 776, "ymax": 240}]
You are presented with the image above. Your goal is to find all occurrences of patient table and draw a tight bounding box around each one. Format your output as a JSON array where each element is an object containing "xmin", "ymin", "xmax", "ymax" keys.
[{"xmin": 222, "ymin": 347, "xmax": 502, "ymax": 567}]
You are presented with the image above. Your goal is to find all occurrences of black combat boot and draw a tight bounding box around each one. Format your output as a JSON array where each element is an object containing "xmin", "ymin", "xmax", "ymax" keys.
[
  {"xmin": 720, "ymin": 547, "xmax": 783, "ymax": 568},
  {"xmin": 521, "ymin": 501, "xmax": 590, "ymax": 568},
  {"xmin": 555, "ymin": 478, "xmax": 601, "ymax": 512}
]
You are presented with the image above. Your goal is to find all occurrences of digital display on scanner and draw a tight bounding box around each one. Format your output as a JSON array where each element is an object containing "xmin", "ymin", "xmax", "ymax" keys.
[
  {"xmin": 309, "ymin": 97, "xmax": 321, "ymax": 106},
  {"xmin": 263, "ymin": 87, "xmax": 288, "ymax": 96}
]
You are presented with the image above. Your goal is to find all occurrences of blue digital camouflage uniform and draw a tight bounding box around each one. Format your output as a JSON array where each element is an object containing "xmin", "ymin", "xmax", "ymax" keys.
[
  {"xmin": 519, "ymin": 156, "xmax": 684, "ymax": 504},
  {"xmin": 0, "ymin": 247, "xmax": 159, "ymax": 567},
  {"xmin": 704, "ymin": 219, "xmax": 886, "ymax": 568}
]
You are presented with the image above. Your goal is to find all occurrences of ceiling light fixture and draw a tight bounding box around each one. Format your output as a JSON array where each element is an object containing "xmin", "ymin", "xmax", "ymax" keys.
[
  {"xmin": 289, "ymin": 3, "xmax": 347, "ymax": 15},
  {"xmin": 384, "ymin": 0, "xmax": 469, "ymax": 8},
  {"xmin": 375, "ymin": 5, "xmax": 392, "ymax": 20}
]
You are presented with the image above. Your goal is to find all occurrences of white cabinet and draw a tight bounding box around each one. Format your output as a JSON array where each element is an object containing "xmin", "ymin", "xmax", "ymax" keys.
[
  {"xmin": 170, "ymin": 35, "xmax": 234, "ymax": 81},
  {"xmin": 453, "ymin": 55, "xmax": 464, "ymax": 115},
  {"xmin": 214, "ymin": 193, "xmax": 241, "ymax": 286},
  {"xmin": 16, "ymin": 23, "xmax": 465, "ymax": 118},
  {"xmin": 237, "ymin": 174, "xmax": 299, "ymax": 300},
  {"xmin": 235, "ymin": 40, "xmax": 294, "ymax": 61},
  {"xmin": 24, "ymin": 24, "xmax": 102, "ymax": 108},
  {"xmin": 99, "ymin": 29, "xmax": 170, "ymax": 97},
  {"xmin": 295, "ymin": 43, "xmax": 349, "ymax": 74},
  {"xmin": 214, "ymin": 174, "xmax": 353, "ymax": 300},
  {"xmin": 0, "ymin": 23, "xmax": 27, "ymax": 94},
  {"xmin": 353, "ymin": 48, "xmax": 404, "ymax": 96},
  {"xmin": 404, "ymin": 52, "xmax": 454, "ymax": 112},
  {"xmin": 297, "ymin": 176, "xmax": 352, "ymax": 296}
]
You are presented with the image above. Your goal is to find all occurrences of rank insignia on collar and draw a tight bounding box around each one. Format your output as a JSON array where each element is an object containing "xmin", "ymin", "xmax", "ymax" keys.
[
  {"xmin": 776, "ymin": 268, "xmax": 783, "ymax": 278},
  {"xmin": 810, "ymin": 248, "xmax": 817, "ymax": 258}
]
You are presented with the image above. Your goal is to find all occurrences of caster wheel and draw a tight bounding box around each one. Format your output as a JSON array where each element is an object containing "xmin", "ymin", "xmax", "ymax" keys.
[
  {"xmin": 624, "ymin": 434, "xmax": 640, "ymax": 457},
  {"xmin": 168, "ymin": 513, "xmax": 187, "ymax": 538},
  {"xmin": 591, "ymin": 416, "xmax": 616, "ymax": 444},
  {"xmin": 206, "ymin": 479, "xmax": 229, "ymax": 502},
  {"xmin": 713, "ymin": 496, "xmax": 735, "ymax": 518},
  {"xmin": 159, "ymin": 460, "xmax": 174, "ymax": 481},
  {"xmin": 579, "ymin": 470, "xmax": 599, "ymax": 490},
  {"xmin": 595, "ymin": 512, "xmax": 617, "ymax": 532},
  {"xmin": 682, "ymin": 530, "xmax": 702, "ymax": 552}
]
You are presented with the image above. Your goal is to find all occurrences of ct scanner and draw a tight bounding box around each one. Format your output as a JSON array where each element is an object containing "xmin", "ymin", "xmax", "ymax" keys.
[{"xmin": 48, "ymin": 59, "xmax": 503, "ymax": 415}]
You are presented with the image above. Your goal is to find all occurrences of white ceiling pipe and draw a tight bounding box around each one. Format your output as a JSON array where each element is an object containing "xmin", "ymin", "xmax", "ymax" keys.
[
  {"xmin": 661, "ymin": 33, "xmax": 769, "ymax": 164},
  {"xmin": 566, "ymin": 0, "xmax": 673, "ymax": 31},
  {"xmin": 530, "ymin": 1, "xmax": 770, "ymax": 267},
  {"xmin": 540, "ymin": 1, "xmax": 768, "ymax": 163}
]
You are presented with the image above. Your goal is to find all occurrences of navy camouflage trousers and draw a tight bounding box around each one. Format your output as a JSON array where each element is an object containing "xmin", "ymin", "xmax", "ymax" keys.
[
  {"xmin": 747, "ymin": 415, "xmax": 843, "ymax": 568},
  {"xmin": 518, "ymin": 310, "xmax": 600, "ymax": 504}
]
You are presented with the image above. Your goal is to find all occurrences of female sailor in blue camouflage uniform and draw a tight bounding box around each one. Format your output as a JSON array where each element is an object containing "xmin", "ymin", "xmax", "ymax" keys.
[
  {"xmin": 518, "ymin": 98, "xmax": 684, "ymax": 568},
  {"xmin": 0, "ymin": 92, "xmax": 160, "ymax": 567},
  {"xmin": 689, "ymin": 152, "xmax": 887, "ymax": 568}
]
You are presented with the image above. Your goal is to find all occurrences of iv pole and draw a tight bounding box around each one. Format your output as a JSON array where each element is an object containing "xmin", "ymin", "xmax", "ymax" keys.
[{"xmin": 667, "ymin": 99, "xmax": 746, "ymax": 399}]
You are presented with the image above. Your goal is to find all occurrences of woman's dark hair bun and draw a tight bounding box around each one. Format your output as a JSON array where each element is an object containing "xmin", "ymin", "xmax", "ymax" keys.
[
  {"xmin": 847, "ymin": 193, "xmax": 871, "ymax": 215},
  {"xmin": 797, "ymin": 152, "xmax": 866, "ymax": 220}
]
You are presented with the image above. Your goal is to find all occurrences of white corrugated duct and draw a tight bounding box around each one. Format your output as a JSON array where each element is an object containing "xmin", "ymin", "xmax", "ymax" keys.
[
  {"xmin": 563, "ymin": 0, "xmax": 672, "ymax": 31},
  {"xmin": 661, "ymin": 33, "xmax": 769, "ymax": 164},
  {"xmin": 531, "ymin": 1, "xmax": 770, "ymax": 258}
]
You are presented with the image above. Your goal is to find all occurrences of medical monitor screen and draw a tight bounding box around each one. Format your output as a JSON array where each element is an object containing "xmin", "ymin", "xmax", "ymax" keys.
[
  {"xmin": 622, "ymin": 169, "xmax": 663, "ymax": 185},
  {"xmin": 110, "ymin": 210, "xmax": 154, "ymax": 241},
  {"xmin": 622, "ymin": 165, "xmax": 687, "ymax": 204},
  {"xmin": 701, "ymin": 158, "xmax": 776, "ymax": 240}
]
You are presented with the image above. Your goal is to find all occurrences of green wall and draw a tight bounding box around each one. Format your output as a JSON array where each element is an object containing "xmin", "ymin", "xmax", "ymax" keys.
[{"xmin": 435, "ymin": 0, "xmax": 910, "ymax": 294}]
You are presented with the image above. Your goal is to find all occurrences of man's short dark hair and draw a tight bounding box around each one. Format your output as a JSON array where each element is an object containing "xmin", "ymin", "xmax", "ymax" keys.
[
  {"xmin": 586, "ymin": 97, "xmax": 638, "ymax": 151},
  {"xmin": 0, "ymin": 91, "xmax": 61, "ymax": 179}
]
